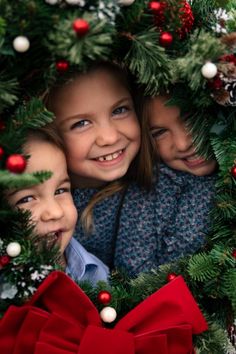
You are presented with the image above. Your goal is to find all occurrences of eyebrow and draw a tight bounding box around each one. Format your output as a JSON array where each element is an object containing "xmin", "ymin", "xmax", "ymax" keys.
[
  {"xmin": 61, "ymin": 96, "xmax": 133, "ymax": 121},
  {"xmin": 6, "ymin": 177, "xmax": 71, "ymax": 198}
]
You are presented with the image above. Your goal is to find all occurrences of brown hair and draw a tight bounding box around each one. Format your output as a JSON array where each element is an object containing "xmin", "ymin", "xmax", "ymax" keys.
[{"xmin": 44, "ymin": 61, "xmax": 155, "ymax": 232}]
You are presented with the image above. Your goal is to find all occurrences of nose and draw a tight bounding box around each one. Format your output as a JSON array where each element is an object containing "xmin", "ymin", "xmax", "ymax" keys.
[
  {"xmin": 40, "ymin": 199, "xmax": 64, "ymax": 222},
  {"xmin": 95, "ymin": 121, "xmax": 120, "ymax": 147},
  {"xmin": 173, "ymin": 126, "xmax": 193, "ymax": 153}
]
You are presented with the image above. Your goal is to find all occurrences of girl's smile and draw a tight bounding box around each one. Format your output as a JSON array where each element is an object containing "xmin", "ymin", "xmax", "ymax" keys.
[{"xmin": 148, "ymin": 96, "xmax": 217, "ymax": 176}]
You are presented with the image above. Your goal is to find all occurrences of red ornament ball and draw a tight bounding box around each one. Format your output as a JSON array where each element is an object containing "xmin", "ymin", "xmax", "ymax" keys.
[
  {"xmin": 72, "ymin": 19, "xmax": 90, "ymax": 36},
  {"xmin": 56, "ymin": 60, "xmax": 69, "ymax": 72},
  {"xmin": 97, "ymin": 290, "xmax": 112, "ymax": 305},
  {"xmin": 167, "ymin": 272, "xmax": 177, "ymax": 282},
  {"xmin": 232, "ymin": 249, "xmax": 236, "ymax": 259},
  {"xmin": 159, "ymin": 32, "xmax": 173, "ymax": 47},
  {"xmin": 0, "ymin": 255, "xmax": 11, "ymax": 266},
  {"xmin": 231, "ymin": 165, "xmax": 236, "ymax": 179},
  {"xmin": 148, "ymin": 1, "xmax": 162, "ymax": 14},
  {"xmin": 0, "ymin": 146, "xmax": 4, "ymax": 159},
  {"xmin": 6, "ymin": 154, "xmax": 27, "ymax": 173}
]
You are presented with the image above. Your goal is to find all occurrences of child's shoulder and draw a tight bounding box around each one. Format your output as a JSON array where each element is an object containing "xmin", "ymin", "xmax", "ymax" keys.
[{"xmin": 156, "ymin": 163, "xmax": 217, "ymax": 189}]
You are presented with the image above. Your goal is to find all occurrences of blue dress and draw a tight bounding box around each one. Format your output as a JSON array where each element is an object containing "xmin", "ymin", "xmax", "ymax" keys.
[{"xmin": 73, "ymin": 164, "xmax": 216, "ymax": 276}]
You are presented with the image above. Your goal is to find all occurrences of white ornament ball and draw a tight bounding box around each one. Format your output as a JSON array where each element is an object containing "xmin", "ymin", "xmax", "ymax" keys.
[
  {"xmin": 65, "ymin": 0, "xmax": 85, "ymax": 4},
  {"xmin": 201, "ymin": 62, "xmax": 218, "ymax": 79},
  {"xmin": 100, "ymin": 306, "xmax": 117, "ymax": 323},
  {"xmin": 6, "ymin": 242, "xmax": 21, "ymax": 257},
  {"xmin": 13, "ymin": 36, "xmax": 30, "ymax": 53},
  {"xmin": 45, "ymin": 0, "xmax": 59, "ymax": 4},
  {"xmin": 118, "ymin": 0, "xmax": 135, "ymax": 6}
]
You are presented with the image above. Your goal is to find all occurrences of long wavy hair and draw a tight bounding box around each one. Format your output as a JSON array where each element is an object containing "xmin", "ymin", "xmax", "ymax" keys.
[{"xmin": 44, "ymin": 61, "xmax": 155, "ymax": 232}]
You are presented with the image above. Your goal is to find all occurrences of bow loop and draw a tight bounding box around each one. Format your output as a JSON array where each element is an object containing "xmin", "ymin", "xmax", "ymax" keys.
[{"xmin": 0, "ymin": 271, "xmax": 208, "ymax": 354}]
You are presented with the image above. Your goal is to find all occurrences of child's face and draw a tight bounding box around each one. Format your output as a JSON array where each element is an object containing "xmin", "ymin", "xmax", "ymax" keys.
[
  {"xmin": 51, "ymin": 69, "xmax": 140, "ymax": 187},
  {"xmin": 148, "ymin": 96, "xmax": 217, "ymax": 176},
  {"xmin": 6, "ymin": 139, "xmax": 78, "ymax": 254}
]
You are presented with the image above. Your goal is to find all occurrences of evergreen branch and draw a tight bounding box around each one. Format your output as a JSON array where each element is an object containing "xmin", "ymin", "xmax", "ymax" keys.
[
  {"xmin": 10, "ymin": 98, "xmax": 54, "ymax": 131},
  {"xmin": 124, "ymin": 28, "xmax": 172, "ymax": 95},
  {"xmin": 188, "ymin": 253, "xmax": 219, "ymax": 281},
  {"xmin": 0, "ymin": 171, "xmax": 52, "ymax": 189},
  {"xmin": 195, "ymin": 320, "xmax": 229, "ymax": 354},
  {"xmin": 0, "ymin": 74, "xmax": 18, "ymax": 111},
  {"xmin": 222, "ymin": 269, "xmax": 236, "ymax": 312},
  {"xmin": 214, "ymin": 193, "xmax": 236, "ymax": 221},
  {"xmin": 173, "ymin": 30, "xmax": 226, "ymax": 91},
  {"xmin": 46, "ymin": 13, "xmax": 115, "ymax": 67}
]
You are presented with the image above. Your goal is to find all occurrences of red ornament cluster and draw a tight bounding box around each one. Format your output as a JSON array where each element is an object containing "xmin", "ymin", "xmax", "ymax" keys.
[
  {"xmin": 148, "ymin": 0, "xmax": 194, "ymax": 46},
  {"xmin": 72, "ymin": 19, "xmax": 90, "ymax": 37},
  {"xmin": 177, "ymin": 1, "xmax": 194, "ymax": 39},
  {"xmin": 6, "ymin": 154, "xmax": 26, "ymax": 173},
  {"xmin": 232, "ymin": 249, "xmax": 236, "ymax": 259},
  {"xmin": 97, "ymin": 290, "xmax": 112, "ymax": 305}
]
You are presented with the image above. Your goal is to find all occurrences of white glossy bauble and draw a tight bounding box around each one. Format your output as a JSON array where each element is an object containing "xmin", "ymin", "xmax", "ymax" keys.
[
  {"xmin": 201, "ymin": 62, "xmax": 218, "ymax": 79},
  {"xmin": 6, "ymin": 242, "xmax": 21, "ymax": 257},
  {"xmin": 100, "ymin": 306, "xmax": 117, "ymax": 323}
]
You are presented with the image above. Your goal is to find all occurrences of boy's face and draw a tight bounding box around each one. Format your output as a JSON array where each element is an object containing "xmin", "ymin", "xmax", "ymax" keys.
[
  {"xmin": 148, "ymin": 96, "xmax": 217, "ymax": 176},
  {"xmin": 50, "ymin": 69, "xmax": 141, "ymax": 188},
  {"xmin": 7, "ymin": 139, "xmax": 78, "ymax": 254}
]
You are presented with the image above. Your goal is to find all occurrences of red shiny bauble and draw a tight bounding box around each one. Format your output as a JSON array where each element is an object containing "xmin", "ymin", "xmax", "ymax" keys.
[
  {"xmin": 0, "ymin": 255, "xmax": 11, "ymax": 266},
  {"xmin": 97, "ymin": 290, "xmax": 112, "ymax": 305},
  {"xmin": 231, "ymin": 165, "xmax": 236, "ymax": 179},
  {"xmin": 167, "ymin": 272, "xmax": 177, "ymax": 282},
  {"xmin": 232, "ymin": 249, "xmax": 236, "ymax": 259},
  {"xmin": 72, "ymin": 19, "xmax": 90, "ymax": 36},
  {"xmin": 159, "ymin": 32, "xmax": 173, "ymax": 46},
  {"xmin": 148, "ymin": 1, "xmax": 162, "ymax": 14},
  {"xmin": 6, "ymin": 154, "xmax": 27, "ymax": 173},
  {"xmin": 0, "ymin": 146, "xmax": 4, "ymax": 159},
  {"xmin": 56, "ymin": 60, "xmax": 69, "ymax": 72}
]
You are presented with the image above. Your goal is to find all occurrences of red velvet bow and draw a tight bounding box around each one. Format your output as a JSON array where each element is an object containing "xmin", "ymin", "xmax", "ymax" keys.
[{"xmin": 0, "ymin": 271, "xmax": 207, "ymax": 354}]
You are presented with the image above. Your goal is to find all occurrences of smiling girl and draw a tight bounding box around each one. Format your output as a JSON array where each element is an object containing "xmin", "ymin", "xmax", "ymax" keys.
[{"xmin": 45, "ymin": 62, "xmax": 216, "ymax": 277}]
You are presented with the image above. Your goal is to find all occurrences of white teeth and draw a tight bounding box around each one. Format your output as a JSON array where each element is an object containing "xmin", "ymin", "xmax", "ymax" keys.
[{"xmin": 97, "ymin": 150, "xmax": 122, "ymax": 162}]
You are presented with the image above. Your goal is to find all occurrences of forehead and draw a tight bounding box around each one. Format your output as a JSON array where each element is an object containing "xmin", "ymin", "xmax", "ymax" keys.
[
  {"xmin": 24, "ymin": 139, "xmax": 66, "ymax": 172},
  {"xmin": 148, "ymin": 96, "xmax": 180, "ymax": 125}
]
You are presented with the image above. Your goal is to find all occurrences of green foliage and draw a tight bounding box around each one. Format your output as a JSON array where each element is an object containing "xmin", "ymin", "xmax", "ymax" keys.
[
  {"xmin": 125, "ymin": 28, "xmax": 172, "ymax": 95},
  {"xmin": 46, "ymin": 12, "xmax": 115, "ymax": 68},
  {"xmin": 173, "ymin": 30, "xmax": 226, "ymax": 91}
]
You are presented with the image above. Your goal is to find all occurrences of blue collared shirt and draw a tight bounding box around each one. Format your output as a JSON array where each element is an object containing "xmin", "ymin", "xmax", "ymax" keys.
[{"xmin": 65, "ymin": 237, "xmax": 109, "ymax": 286}]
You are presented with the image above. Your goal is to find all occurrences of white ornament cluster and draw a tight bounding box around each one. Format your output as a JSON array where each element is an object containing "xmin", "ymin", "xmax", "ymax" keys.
[{"xmin": 212, "ymin": 8, "xmax": 233, "ymax": 34}]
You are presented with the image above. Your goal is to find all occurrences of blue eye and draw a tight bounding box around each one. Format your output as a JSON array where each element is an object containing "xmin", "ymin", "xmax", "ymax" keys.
[
  {"xmin": 70, "ymin": 120, "xmax": 90, "ymax": 130},
  {"xmin": 15, "ymin": 195, "xmax": 34, "ymax": 206},
  {"xmin": 112, "ymin": 106, "xmax": 128, "ymax": 116}
]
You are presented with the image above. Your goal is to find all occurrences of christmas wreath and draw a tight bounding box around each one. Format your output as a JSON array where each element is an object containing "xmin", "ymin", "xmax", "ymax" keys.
[{"xmin": 0, "ymin": 1, "xmax": 235, "ymax": 353}]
